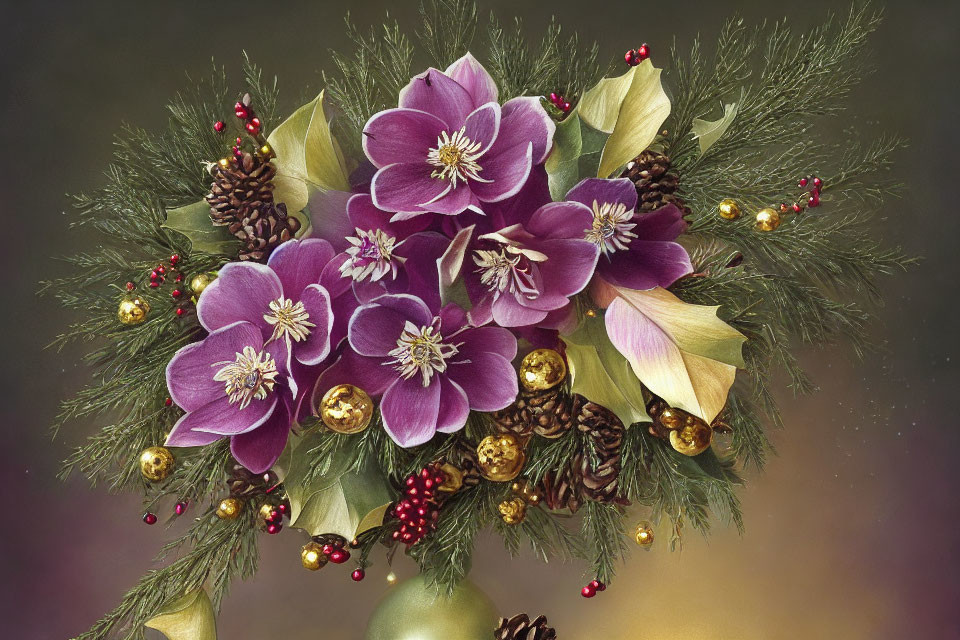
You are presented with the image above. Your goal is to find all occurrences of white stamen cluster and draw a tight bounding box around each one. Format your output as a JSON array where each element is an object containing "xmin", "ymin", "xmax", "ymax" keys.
[
  {"xmin": 427, "ymin": 127, "xmax": 485, "ymax": 188},
  {"xmin": 213, "ymin": 346, "xmax": 279, "ymax": 409},
  {"xmin": 584, "ymin": 200, "xmax": 638, "ymax": 255},
  {"xmin": 386, "ymin": 320, "xmax": 460, "ymax": 387},
  {"xmin": 340, "ymin": 228, "xmax": 403, "ymax": 282},
  {"xmin": 264, "ymin": 297, "xmax": 315, "ymax": 343}
]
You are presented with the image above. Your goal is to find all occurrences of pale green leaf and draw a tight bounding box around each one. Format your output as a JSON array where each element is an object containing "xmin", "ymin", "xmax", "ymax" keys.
[
  {"xmin": 578, "ymin": 68, "xmax": 637, "ymax": 134},
  {"xmin": 545, "ymin": 113, "xmax": 583, "ymax": 200},
  {"xmin": 144, "ymin": 589, "xmax": 217, "ymax": 640},
  {"xmin": 162, "ymin": 201, "xmax": 239, "ymax": 256},
  {"xmin": 691, "ymin": 102, "xmax": 738, "ymax": 155}
]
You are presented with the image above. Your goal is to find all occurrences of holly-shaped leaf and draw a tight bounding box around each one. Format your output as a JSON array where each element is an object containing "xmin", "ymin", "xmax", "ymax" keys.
[
  {"xmin": 144, "ymin": 589, "xmax": 217, "ymax": 640},
  {"xmin": 163, "ymin": 201, "xmax": 239, "ymax": 256},
  {"xmin": 691, "ymin": 101, "xmax": 738, "ymax": 155},
  {"xmin": 284, "ymin": 431, "xmax": 392, "ymax": 540}
]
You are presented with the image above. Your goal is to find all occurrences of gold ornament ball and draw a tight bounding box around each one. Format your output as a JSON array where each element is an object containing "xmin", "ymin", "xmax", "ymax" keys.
[
  {"xmin": 189, "ymin": 272, "xmax": 216, "ymax": 298},
  {"xmin": 498, "ymin": 497, "xmax": 527, "ymax": 525},
  {"xmin": 301, "ymin": 542, "xmax": 327, "ymax": 571},
  {"xmin": 437, "ymin": 463, "xmax": 463, "ymax": 494},
  {"xmin": 318, "ymin": 384, "xmax": 374, "ymax": 434},
  {"xmin": 215, "ymin": 497, "xmax": 243, "ymax": 520},
  {"xmin": 118, "ymin": 296, "xmax": 150, "ymax": 325},
  {"xmin": 669, "ymin": 422, "xmax": 713, "ymax": 456},
  {"xmin": 519, "ymin": 348, "xmax": 567, "ymax": 392},
  {"xmin": 139, "ymin": 446, "xmax": 174, "ymax": 482},
  {"xmin": 717, "ymin": 198, "xmax": 742, "ymax": 220},
  {"xmin": 755, "ymin": 207, "xmax": 782, "ymax": 232},
  {"xmin": 510, "ymin": 479, "xmax": 542, "ymax": 506},
  {"xmin": 635, "ymin": 521, "xmax": 655, "ymax": 547},
  {"xmin": 476, "ymin": 434, "xmax": 526, "ymax": 482},
  {"xmin": 658, "ymin": 407, "xmax": 684, "ymax": 431},
  {"xmin": 258, "ymin": 502, "xmax": 279, "ymax": 524}
]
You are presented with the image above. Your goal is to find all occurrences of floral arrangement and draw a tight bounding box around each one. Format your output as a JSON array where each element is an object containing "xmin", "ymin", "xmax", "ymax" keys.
[{"xmin": 49, "ymin": 2, "xmax": 911, "ymax": 638}]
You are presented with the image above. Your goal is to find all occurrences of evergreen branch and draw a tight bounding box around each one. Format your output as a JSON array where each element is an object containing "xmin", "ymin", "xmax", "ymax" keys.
[{"xmin": 418, "ymin": 0, "xmax": 478, "ymax": 67}]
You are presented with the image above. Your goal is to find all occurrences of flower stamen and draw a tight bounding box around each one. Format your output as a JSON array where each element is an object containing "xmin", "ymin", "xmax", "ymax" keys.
[
  {"xmin": 213, "ymin": 346, "xmax": 279, "ymax": 409},
  {"xmin": 585, "ymin": 200, "xmax": 637, "ymax": 255},
  {"xmin": 386, "ymin": 319, "xmax": 460, "ymax": 387},
  {"xmin": 264, "ymin": 296, "xmax": 315, "ymax": 343},
  {"xmin": 427, "ymin": 127, "xmax": 485, "ymax": 188},
  {"xmin": 340, "ymin": 228, "xmax": 404, "ymax": 282},
  {"xmin": 473, "ymin": 246, "xmax": 543, "ymax": 301}
]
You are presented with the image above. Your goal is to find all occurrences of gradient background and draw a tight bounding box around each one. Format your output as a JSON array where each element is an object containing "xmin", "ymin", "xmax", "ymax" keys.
[{"xmin": 3, "ymin": 1, "xmax": 958, "ymax": 638}]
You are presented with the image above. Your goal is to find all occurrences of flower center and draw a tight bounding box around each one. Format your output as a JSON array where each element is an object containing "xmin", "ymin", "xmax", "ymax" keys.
[
  {"xmin": 473, "ymin": 246, "xmax": 543, "ymax": 301},
  {"xmin": 386, "ymin": 320, "xmax": 460, "ymax": 387},
  {"xmin": 213, "ymin": 346, "xmax": 279, "ymax": 409},
  {"xmin": 340, "ymin": 228, "xmax": 402, "ymax": 282},
  {"xmin": 585, "ymin": 200, "xmax": 638, "ymax": 255},
  {"xmin": 264, "ymin": 296, "xmax": 315, "ymax": 343},
  {"xmin": 427, "ymin": 127, "xmax": 484, "ymax": 188}
]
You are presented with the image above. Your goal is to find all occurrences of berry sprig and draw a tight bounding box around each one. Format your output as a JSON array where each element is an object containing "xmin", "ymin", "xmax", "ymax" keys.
[
  {"xmin": 581, "ymin": 579, "xmax": 606, "ymax": 598},
  {"xmin": 778, "ymin": 174, "xmax": 825, "ymax": 216},
  {"xmin": 390, "ymin": 463, "xmax": 447, "ymax": 547},
  {"xmin": 260, "ymin": 500, "xmax": 290, "ymax": 535},
  {"xmin": 624, "ymin": 43, "xmax": 650, "ymax": 66},
  {"xmin": 312, "ymin": 533, "xmax": 352, "ymax": 564},
  {"xmin": 214, "ymin": 93, "xmax": 275, "ymax": 165}
]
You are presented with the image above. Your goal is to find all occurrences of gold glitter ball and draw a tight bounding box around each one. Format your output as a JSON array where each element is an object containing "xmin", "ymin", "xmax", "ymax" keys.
[
  {"xmin": 118, "ymin": 296, "xmax": 150, "ymax": 325},
  {"xmin": 437, "ymin": 463, "xmax": 464, "ymax": 493},
  {"xmin": 669, "ymin": 422, "xmax": 713, "ymax": 456},
  {"xmin": 717, "ymin": 198, "xmax": 742, "ymax": 220},
  {"xmin": 189, "ymin": 272, "xmax": 216, "ymax": 298},
  {"xmin": 519, "ymin": 348, "xmax": 567, "ymax": 392},
  {"xmin": 635, "ymin": 521, "xmax": 655, "ymax": 547},
  {"xmin": 301, "ymin": 542, "xmax": 326, "ymax": 571},
  {"xmin": 510, "ymin": 478, "xmax": 542, "ymax": 505},
  {"xmin": 498, "ymin": 497, "xmax": 527, "ymax": 525},
  {"xmin": 476, "ymin": 434, "xmax": 526, "ymax": 482},
  {"xmin": 754, "ymin": 207, "xmax": 782, "ymax": 232},
  {"xmin": 318, "ymin": 384, "xmax": 374, "ymax": 434},
  {"xmin": 215, "ymin": 497, "xmax": 243, "ymax": 520},
  {"xmin": 139, "ymin": 446, "xmax": 174, "ymax": 482}
]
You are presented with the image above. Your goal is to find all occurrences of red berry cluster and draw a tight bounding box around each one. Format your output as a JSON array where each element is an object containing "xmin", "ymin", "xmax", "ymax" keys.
[
  {"xmin": 391, "ymin": 464, "xmax": 446, "ymax": 546},
  {"xmin": 215, "ymin": 93, "xmax": 270, "ymax": 165},
  {"xmin": 139, "ymin": 254, "xmax": 190, "ymax": 317},
  {"xmin": 547, "ymin": 92, "xmax": 571, "ymax": 114},
  {"xmin": 312, "ymin": 534, "xmax": 352, "ymax": 564},
  {"xmin": 580, "ymin": 579, "xmax": 606, "ymax": 598},
  {"xmin": 779, "ymin": 174, "xmax": 825, "ymax": 215},
  {"xmin": 624, "ymin": 43, "xmax": 650, "ymax": 66},
  {"xmin": 262, "ymin": 501, "xmax": 290, "ymax": 535}
]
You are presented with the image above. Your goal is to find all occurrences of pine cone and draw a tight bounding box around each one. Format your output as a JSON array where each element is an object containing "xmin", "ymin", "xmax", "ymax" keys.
[
  {"xmin": 492, "ymin": 387, "xmax": 576, "ymax": 439},
  {"xmin": 227, "ymin": 461, "xmax": 278, "ymax": 498},
  {"xmin": 540, "ymin": 461, "xmax": 582, "ymax": 513},
  {"xmin": 495, "ymin": 614, "xmax": 557, "ymax": 640},
  {"xmin": 622, "ymin": 150, "xmax": 692, "ymax": 218},
  {"xmin": 235, "ymin": 201, "xmax": 301, "ymax": 262},
  {"xmin": 445, "ymin": 439, "xmax": 482, "ymax": 489}
]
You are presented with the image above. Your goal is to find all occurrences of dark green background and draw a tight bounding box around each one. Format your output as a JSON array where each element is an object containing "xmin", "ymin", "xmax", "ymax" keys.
[{"xmin": 4, "ymin": 1, "xmax": 958, "ymax": 638}]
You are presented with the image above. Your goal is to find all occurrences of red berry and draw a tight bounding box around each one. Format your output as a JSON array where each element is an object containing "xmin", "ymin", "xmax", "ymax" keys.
[
  {"xmin": 175, "ymin": 501, "xmax": 188, "ymax": 515},
  {"xmin": 165, "ymin": 397, "xmax": 173, "ymax": 406},
  {"xmin": 808, "ymin": 191, "xmax": 821, "ymax": 207},
  {"xmin": 172, "ymin": 289, "xmax": 181, "ymax": 298},
  {"xmin": 798, "ymin": 177, "xmax": 809, "ymax": 188},
  {"xmin": 812, "ymin": 176, "xmax": 823, "ymax": 189},
  {"xmin": 149, "ymin": 282, "xmax": 159, "ymax": 288},
  {"xmin": 277, "ymin": 503, "xmax": 289, "ymax": 516},
  {"xmin": 581, "ymin": 585, "xmax": 596, "ymax": 598},
  {"xmin": 214, "ymin": 121, "xmax": 225, "ymax": 133},
  {"xmin": 246, "ymin": 117, "xmax": 261, "ymax": 136},
  {"xmin": 170, "ymin": 254, "xmax": 179, "ymax": 264},
  {"xmin": 637, "ymin": 43, "xmax": 650, "ymax": 60},
  {"xmin": 351, "ymin": 569, "xmax": 365, "ymax": 581},
  {"xmin": 549, "ymin": 92, "xmax": 559, "ymax": 103},
  {"xmin": 329, "ymin": 549, "xmax": 349, "ymax": 564},
  {"xmin": 176, "ymin": 308, "xmax": 185, "ymax": 316},
  {"xmin": 624, "ymin": 49, "xmax": 638, "ymax": 66},
  {"xmin": 792, "ymin": 203, "xmax": 802, "ymax": 213},
  {"xmin": 322, "ymin": 544, "xmax": 334, "ymax": 555},
  {"xmin": 143, "ymin": 512, "xmax": 158, "ymax": 525},
  {"xmin": 125, "ymin": 281, "xmax": 135, "ymax": 291},
  {"xmin": 234, "ymin": 102, "xmax": 249, "ymax": 119},
  {"xmin": 266, "ymin": 523, "xmax": 282, "ymax": 534},
  {"xmin": 562, "ymin": 102, "xmax": 571, "ymax": 112}
]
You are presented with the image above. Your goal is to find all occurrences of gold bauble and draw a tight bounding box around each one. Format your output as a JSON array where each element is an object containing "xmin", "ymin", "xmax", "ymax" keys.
[
  {"xmin": 498, "ymin": 497, "xmax": 527, "ymax": 525},
  {"xmin": 658, "ymin": 407, "xmax": 684, "ymax": 431},
  {"xmin": 258, "ymin": 502, "xmax": 278, "ymax": 523},
  {"xmin": 519, "ymin": 348, "xmax": 567, "ymax": 392},
  {"xmin": 669, "ymin": 422, "xmax": 713, "ymax": 456},
  {"xmin": 437, "ymin": 463, "xmax": 463, "ymax": 493},
  {"xmin": 258, "ymin": 143, "xmax": 275, "ymax": 159},
  {"xmin": 215, "ymin": 497, "xmax": 243, "ymax": 520},
  {"xmin": 118, "ymin": 296, "xmax": 150, "ymax": 325},
  {"xmin": 635, "ymin": 521, "xmax": 655, "ymax": 547},
  {"xmin": 318, "ymin": 384, "xmax": 374, "ymax": 434},
  {"xmin": 139, "ymin": 446, "xmax": 174, "ymax": 482},
  {"xmin": 217, "ymin": 157, "xmax": 232, "ymax": 169},
  {"xmin": 301, "ymin": 541, "xmax": 327, "ymax": 571},
  {"xmin": 510, "ymin": 479, "xmax": 542, "ymax": 506},
  {"xmin": 476, "ymin": 434, "xmax": 526, "ymax": 482},
  {"xmin": 755, "ymin": 207, "xmax": 781, "ymax": 232},
  {"xmin": 189, "ymin": 272, "xmax": 216, "ymax": 298},
  {"xmin": 717, "ymin": 198, "xmax": 742, "ymax": 220}
]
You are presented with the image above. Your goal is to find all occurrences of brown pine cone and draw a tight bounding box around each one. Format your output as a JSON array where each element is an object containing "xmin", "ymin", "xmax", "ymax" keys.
[
  {"xmin": 494, "ymin": 614, "xmax": 557, "ymax": 640},
  {"xmin": 622, "ymin": 150, "xmax": 692, "ymax": 218},
  {"xmin": 492, "ymin": 387, "xmax": 576, "ymax": 439},
  {"xmin": 445, "ymin": 439, "xmax": 482, "ymax": 489},
  {"xmin": 540, "ymin": 461, "xmax": 582, "ymax": 513},
  {"xmin": 235, "ymin": 202, "xmax": 302, "ymax": 262},
  {"xmin": 575, "ymin": 398, "xmax": 625, "ymax": 503}
]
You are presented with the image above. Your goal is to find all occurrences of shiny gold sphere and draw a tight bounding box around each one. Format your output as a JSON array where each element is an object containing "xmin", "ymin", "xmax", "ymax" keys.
[
  {"xmin": 658, "ymin": 407, "xmax": 684, "ymax": 430},
  {"xmin": 635, "ymin": 521, "xmax": 655, "ymax": 547},
  {"xmin": 755, "ymin": 207, "xmax": 782, "ymax": 232},
  {"xmin": 258, "ymin": 143, "xmax": 275, "ymax": 159},
  {"xmin": 301, "ymin": 541, "xmax": 327, "ymax": 571},
  {"xmin": 476, "ymin": 434, "xmax": 526, "ymax": 482},
  {"xmin": 717, "ymin": 198, "xmax": 742, "ymax": 220},
  {"xmin": 519, "ymin": 348, "xmax": 567, "ymax": 392},
  {"xmin": 498, "ymin": 497, "xmax": 527, "ymax": 525},
  {"xmin": 669, "ymin": 422, "xmax": 713, "ymax": 456},
  {"xmin": 189, "ymin": 272, "xmax": 216, "ymax": 298},
  {"xmin": 258, "ymin": 502, "xmax": 278, "ymax": 523},
  {"xmin": 118, "ymin": 296, "xmax": 150, "ymax": 325},
  {"xmin": 217, "ymin": 157, "xmax": 232, "ymax": 169},
  {"xmin": 139, "ymin": 446, "xmax": 174, "ymax": 482},
  {"xmin": 437, "ymin": 463, "xmax": 463, "ymax": 494},
  {"xmin": 510, "ymin": 478, "xmax": 542, "ymax": 506},
  {"xmin": 318, "ymin": 384, "xmax": 374, "ymax": 434},
  {"xmin": 215, "ymin": 497, "xmax": 243, "ymax": 520}
]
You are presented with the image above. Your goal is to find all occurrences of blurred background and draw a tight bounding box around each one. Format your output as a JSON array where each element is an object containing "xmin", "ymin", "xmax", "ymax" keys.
[{"xmin": 2, "ymin": 0, "xmax": 957, "ymax": 638}]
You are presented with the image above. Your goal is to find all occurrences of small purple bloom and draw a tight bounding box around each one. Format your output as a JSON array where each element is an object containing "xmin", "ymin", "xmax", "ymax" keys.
[
  {"xmin": 165, "ymin": 321, "xmax": 294, "ymax": 473},
  {"xmin": 363, "ymin": 53, "xmax": 555, "ymax": 218},
  {"xmin": 314, "ymin": 294, "xmax": 518, "ymax": 447},
  {"xmin": 541, "ymin": 178, "xmax": 692, "ymax": 290}
]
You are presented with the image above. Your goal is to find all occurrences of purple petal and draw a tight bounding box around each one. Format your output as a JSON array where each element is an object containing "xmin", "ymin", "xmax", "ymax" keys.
[
  {"xmin": 471, "ymin": 142, "xmax": 532, "ymax": 203},
  {"xmin": 447, "ymin": 352, "xmax": 518, "ymax": 411},
  {"xmin": 632, "ymin": 204, "xmax": 688, "ymax": 241},
  {"xmin": 229, "ymin": 402, "xmax": 291, "ymax": 473},
  {"xmin": 463, "ymin": 103, "xmax": 501, "ymax": 157},
  {"xmin": 349, "ymin": 303, "xmax": 416, "ymax": 357},
  {"xmin": 423, "ymin": 182, "xmax": 476, "ymax": 215},
  {"xmin": 185, "ymin": 393, "xmax": 278, "ymax": 437},
  {"xmin": 320, "ymin": 253, "xmax": 353, "ymax": 299},
  {"xmin": 492, "ymin": 97, "xmax": 555, "ymax": 164},
  {"xmin": 267, "ymin": 238, "xmax": 336, "ymax": 297},
  {"xmin": 308, "ymin": 189, "xmax": 354, "ymax": 252},
  {"xmin": 166, "ymin": 321, "xmax": 264, "ymax": 412},
  {"xmin": 295, "ymin": 284, "xmax": 334, "ymax": 365},
  {"xmin": 456, "ymin": 326, "xmax": 518, "ymax": 361},
  {"xmin": 536, "ymin": 238, "xmax": 600, "ymax": 298},
  {"xmin": 526, "ymin": 201, "xmax": 594, "ymax": 240},
  {"xmin": 399, "ymin": 68, "xmax": 473, "ymax": 130},
  {"xmin": 598, "ymin": 241, "xmax": 693, "ymax": 290},
  {"xmin": 565, "ymin": 178, "xmax": 638, "ymax": 211},
  {"xmin": 444, "ymin": 53, "xmax": 498, "ymax": 108},
  {"xmin": 347, "ymin": 194, "xmax": 431, "ymax": 238},
  {"xmin": 436, "ymin": 377, "xmax": 470, "ymax": 433},
  {"xmin": 165, "ymin": 409, "xmax": 224, "ymax": 447},
  {"xmin": 393, "ymin": 232, "xmax": 449, "ymax": 311},
  {"xmin": 196, "ymin": 262, "xmax": 281, "ymax": 334},
  {"xmin": 380, "ymin": 377, "xmax": 442, "ymax": 447},
  {"xmin": 371, "ymin": 163, "xmax": 450, "ymax": 215},
  {"xmin": 491, "ymin": 294, "xmax": 549, "ymax": 327},
  {"xmin": 362, "ymin": 108, "xmax": 447, "ymax": 168},
  {"xmin": 484, "ymin": 166, "xmax": 551, "ymax": 230},
  {"xmin": 312, "ymin": 348, "xmax": 395, "ymax": 409}
]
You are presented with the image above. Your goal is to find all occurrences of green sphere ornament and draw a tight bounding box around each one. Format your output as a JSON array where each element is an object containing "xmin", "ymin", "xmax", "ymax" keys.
[{"xmin": 364, "ymin": 575, "xmax": 498, "ymax": 640}]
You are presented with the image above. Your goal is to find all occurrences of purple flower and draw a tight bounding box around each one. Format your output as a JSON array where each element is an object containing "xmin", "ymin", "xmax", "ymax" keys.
[
  {"xmin": 362, "ymin": 53, "xmax": 555, "ymax": 217},
  {"xmin": 546, "ymin": 178, "xmax": 692, "ymax": 290},
  {"xmin": 165, "ymin": 321, "xmax": 294, "ymax": 473},
  {"xmin": 314, "ymin": 295, "xmax": 518, "ymax": 447}
]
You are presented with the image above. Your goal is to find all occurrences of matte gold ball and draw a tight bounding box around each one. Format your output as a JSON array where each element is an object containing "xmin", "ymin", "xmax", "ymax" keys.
[
  {"xmin": 717, "ymin": 198, "xmax": 741, "ymax": 220},
  {"xmin": 118, "ymin": 296, "xmax": 150, "ymax": 325},
  {"xmin": 216, "ymin": 497, "xmax": 243, "ymax": 520},
  {"xmin": 476, "ymin": 434, "xmax": 526, "ymax": 482},
  {"xmin": 189, "ymin": 272, "xmax": 216, "ymax": 298},
  {"xmin": 498, "ymin": 497, "xmax": 527, "ymax": 525},
  {"xmin": 755, "ymin": 207, "xmax": 782, "ymax": 232},
  {"xmin": 669, "ymin": 422, "xmax": 713, "ymax": 456},
  {"xmin": 519, "ymin": 348, "xmax": 567, "ymax": 392},
  {"xmin": 635, "ymin": 521, "xmax": 655, "ymax": 547},
  {"xmin": 437, "ymin": 463, "xmax": 463, "ymax": 494},
  {"xmin": 139, "ymin": 446, "xmax": 174, "ymax": 482},
  {"xmin": 301, "ymin": 541, "xmax": 327, "ymax": 571},
  {"xmin": 318, "ymin": 384, "xmax": 374, "ymax": 434}
]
